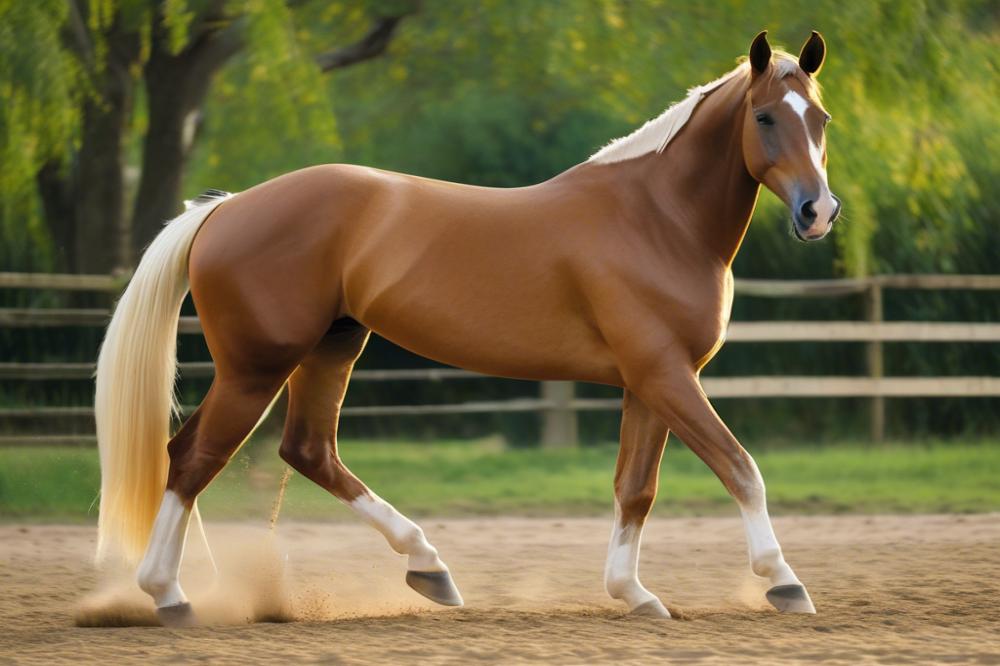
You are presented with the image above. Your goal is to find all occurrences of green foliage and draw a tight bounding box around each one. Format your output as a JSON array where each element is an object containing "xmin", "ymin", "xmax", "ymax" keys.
[
  {"xmin": 3, "ymin": 1, "xmax": 997, "ymax": 273},
  {"xmin": 2, "ymin": 1, "xmax": 998, "ymax": 441},
  {"xmin": 216, "ymin": 0, "xmax": 997, "ymax": 277},
  {"xmin": 0, "ymin": 2, "xmax": 76, "ymax": 187},
  {"xmin": 160, "ymin": 0, "xmax": 196, "ymax": 54},
  {"xmin": 811, "ymin": 0, "xmax": 998, "ymax": 276},
  {"xmin": 0, "ymin": 1, "xmax": 78, "ymax": 268},
  {"xmin": 185, "ymin": 0, "xmax": 344, "ymax": 189}
]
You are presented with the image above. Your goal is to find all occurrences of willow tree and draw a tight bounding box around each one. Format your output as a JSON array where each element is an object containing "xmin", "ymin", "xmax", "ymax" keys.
[{"xmin": 0, "ymin": 0, "xmax": 414, "ymax": 273}]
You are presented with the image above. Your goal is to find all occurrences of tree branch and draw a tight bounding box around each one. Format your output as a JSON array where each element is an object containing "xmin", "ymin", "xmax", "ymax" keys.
[
  {"xmin": 64, "ymin": 0, "xmax": 94, "ymax": 64},
  {"xmin": 314, "ymin": 15, "xmax": 406, "ymax": 72},
  {"xmin": 156, "ymin": 1, "xmax": 246, "ymax": 81},
  {"xmin": 188, "ymin": 1, "xmax": 249, "ymax": 73}
]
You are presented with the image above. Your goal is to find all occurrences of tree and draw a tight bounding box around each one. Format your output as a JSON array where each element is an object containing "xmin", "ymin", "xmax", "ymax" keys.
[{"xmin": 1, "ymin": 0, "xmax": 415, "ymax": 273}]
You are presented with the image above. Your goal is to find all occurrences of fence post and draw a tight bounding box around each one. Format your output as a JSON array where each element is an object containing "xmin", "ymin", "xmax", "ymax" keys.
[
  {"xmin": 540, "ymin": 381, "xmax": 578, "ymax": 448},
  {"xmin": 865, "ymin": 282, "xmax": 885, "ymax": 443}
]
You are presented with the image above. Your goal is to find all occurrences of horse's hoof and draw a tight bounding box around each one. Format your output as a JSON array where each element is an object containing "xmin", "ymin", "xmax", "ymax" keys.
[
  {"xmin": 406, "ymin": 570, "xmax": 464, "ymax": 607},
  {"xmin": 157, "ymin": 602, "xmax": 198, "ymax": 628},
  {"xmin": 631, "ymin": 598, "xmax": 671, "ymax": 619},
  {"xmin": 766, "ymin": 584, "xmax": 816, "ymax": 614}
]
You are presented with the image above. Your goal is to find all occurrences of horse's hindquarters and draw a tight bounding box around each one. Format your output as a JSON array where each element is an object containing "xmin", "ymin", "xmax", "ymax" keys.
[{"xmin": 187, "ymin": 168, "xmax": 355, "ymax": 374}]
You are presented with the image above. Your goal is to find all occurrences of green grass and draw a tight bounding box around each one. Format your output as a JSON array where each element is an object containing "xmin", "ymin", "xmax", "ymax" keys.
[{"xmin": 1, "ymin": 439, "xmax": 998, "ymax": 522}]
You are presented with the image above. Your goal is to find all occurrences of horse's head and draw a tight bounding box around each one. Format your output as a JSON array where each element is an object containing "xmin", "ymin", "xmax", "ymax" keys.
[{"xmin": 742, "ymin": 31, "xmax": 840, "ymax": 241}]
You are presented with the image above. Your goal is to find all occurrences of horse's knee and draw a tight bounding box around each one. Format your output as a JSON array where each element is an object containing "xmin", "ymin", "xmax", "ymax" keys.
[
  {"xmin": 616, "ymin": 482, "xmax": 657, "ymax": 524},
  {"xmin": 166, "ymin": 446, "xmax": 235, "ymax": 499},
  {"xmin": 279, "ymin": 438, "xmax": 366, "ymax": 501},
  {"xmin": 731, "ymin": 463, "xmax": 766, "ymax": 509},
  {"xmin": 706, "ymin": 444, "xmax": 766, "ymax": 508},
  {"xmin": 164, "ymin": 420, "xmax": 231, "ymax": 499},
  {"xmin": 165, "ymin": 410, "xmax": 201, "ymax": 465},
  {"xmin": 277, "ymin": 437, "xmax": 301, "ymax": 469},
  {"xmin": 278, "ymin": 437, "xmax": 331, "ymax": 474}
]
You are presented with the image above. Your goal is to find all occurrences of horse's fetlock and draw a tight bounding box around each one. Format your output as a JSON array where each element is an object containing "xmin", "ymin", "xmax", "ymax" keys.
[
  {"xmin": 605, "ymin": 572, "xmax": 629, "ymax": 600},
  {"xmin": 751, "ymin": 548, "xmax": 784, "ymax": 578},
  {"xmin": 137, "ymin": 568, "xmax": 171, "ymax": 598},
  {"xmin": 401, "ymin": 525, "xmax": 429, "ymax": 551}
]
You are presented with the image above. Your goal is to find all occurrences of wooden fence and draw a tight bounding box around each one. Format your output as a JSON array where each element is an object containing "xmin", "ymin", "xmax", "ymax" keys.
[{"xmin": 1, "ymin": 271, "xmax": 998, "ymax": 447}]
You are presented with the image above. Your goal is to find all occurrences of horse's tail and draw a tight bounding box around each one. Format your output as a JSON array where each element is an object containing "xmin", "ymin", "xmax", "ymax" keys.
[{"xmin": 95, "ymin": 190, "xmax": 233, "ymax": 565}]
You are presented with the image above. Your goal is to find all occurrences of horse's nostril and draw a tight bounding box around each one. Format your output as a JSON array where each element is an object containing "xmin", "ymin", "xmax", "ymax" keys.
[{"xmin": 799, "ymin": 200, "xmax": 817, "ymax": 221}]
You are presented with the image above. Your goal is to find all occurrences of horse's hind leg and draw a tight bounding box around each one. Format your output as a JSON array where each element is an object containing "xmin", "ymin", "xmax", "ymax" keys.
[
  {"xmin": 137, "ymin": 364, "xmax": 299, "ymax": 626},
  {"xmin": 605, "ymin": 390, "xmax": 671, "ymax": 618},
  {"xmin": 278, "ymin": 321, "xmax": 463, "ymax": 606}
]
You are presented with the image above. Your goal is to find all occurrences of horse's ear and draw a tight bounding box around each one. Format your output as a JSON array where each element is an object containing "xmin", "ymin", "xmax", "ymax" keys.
[
  {"xmin": 798, "ymin": 31, "xmax": 826, "ymax": 76},
  {"xmin": 749, "ymin": 30, "xmax": 771, "ymax": 74}
]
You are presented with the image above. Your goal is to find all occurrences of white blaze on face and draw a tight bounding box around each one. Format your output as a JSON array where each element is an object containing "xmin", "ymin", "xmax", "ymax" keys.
[{"xmin": 782, "ymin": 89, "xmax": 835, "ymax": 227}]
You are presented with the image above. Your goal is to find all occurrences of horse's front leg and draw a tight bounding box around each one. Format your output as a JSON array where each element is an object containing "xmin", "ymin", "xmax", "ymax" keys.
[
  {"xmin": 605, "ymin": 389, "xmax": 671, "ymax": 617},
  {"xmin": 630, "ymin": 367, "xmax": 815, "ymax": 614}
]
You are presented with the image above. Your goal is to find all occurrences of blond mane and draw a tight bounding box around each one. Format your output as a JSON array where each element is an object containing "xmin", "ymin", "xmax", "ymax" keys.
[{"xmin": 589, "ymin": 51, "xmax": 814, "ymax": 164}]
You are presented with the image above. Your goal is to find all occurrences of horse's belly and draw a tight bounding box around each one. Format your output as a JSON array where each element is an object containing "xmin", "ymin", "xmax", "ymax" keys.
[{"xmin": 352, "ymin": 279, "xmax": 621, "ymax": 385}]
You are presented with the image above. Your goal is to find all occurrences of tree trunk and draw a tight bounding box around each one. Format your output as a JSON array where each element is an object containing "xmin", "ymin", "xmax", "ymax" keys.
[
  {"xmin": 130, "ymin": 12, "xmax": 243, "ymax": 260},
  {"xmin": 130, "ymin": 7, "xmax": 413, "ymax": 259},
  {"xmin": 74, "ymin": 75, "xmax": 134, "ymax": 273},
  {"xmin": 36, "ymin": 161, "xmax": 76, "ymax": 272},
  {"xmin": 129, "ymin": 62, "xmax": 199, "ymax": 260},
  {"xmin": 38, "ymin": 3, "xmax": 412, "ymax": 272},
  {"xmin": 38, "ymin": 11, "xmax": 140, "ymax": 274}
]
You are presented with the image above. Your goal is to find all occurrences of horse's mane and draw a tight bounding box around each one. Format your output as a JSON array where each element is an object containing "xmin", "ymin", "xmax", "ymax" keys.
[{"xmin": 588, "ymin": 51, "xmax": 816, "ymax": 164}]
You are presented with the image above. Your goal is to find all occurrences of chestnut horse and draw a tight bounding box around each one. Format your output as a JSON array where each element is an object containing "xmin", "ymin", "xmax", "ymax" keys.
[{"xmin": 95, "ymin": 31, "xmax": 839, "ymax": 625}]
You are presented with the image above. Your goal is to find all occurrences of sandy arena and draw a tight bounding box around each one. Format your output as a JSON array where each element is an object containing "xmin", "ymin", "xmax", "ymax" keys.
[{"xmin": 1, "ymin": 514, "xmax": 998, "ymax": 664}]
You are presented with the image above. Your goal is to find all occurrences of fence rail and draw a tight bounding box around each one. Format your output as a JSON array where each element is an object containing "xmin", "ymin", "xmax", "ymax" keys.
[
  {"xmin": 2, "ymin": 271, "xmax": 999, "ymax": 446},
  {"xmin": 5, "ymin": 315, "xmax": 1000, "ymax": 344},
  {"xmin": 4, "ymin": 271, "xmax": 999, "ymax": 294}
]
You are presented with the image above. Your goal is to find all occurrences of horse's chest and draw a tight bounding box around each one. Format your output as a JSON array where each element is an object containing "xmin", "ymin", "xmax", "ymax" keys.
[{"xmin": 679, "ymin": 271, "xmax": 734, "ymax": 368}]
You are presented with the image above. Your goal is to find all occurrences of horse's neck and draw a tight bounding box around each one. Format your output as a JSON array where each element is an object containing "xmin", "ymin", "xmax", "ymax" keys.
[{"xmin": 617, "ymin": 77, "xmax": 761, "ymax": 267}]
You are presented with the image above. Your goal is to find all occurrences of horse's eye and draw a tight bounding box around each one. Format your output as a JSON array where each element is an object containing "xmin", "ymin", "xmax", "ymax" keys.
[
  {"xmin": 823, "ymin": 114, "xmax": 832, "ymax": 126},
  {"xmin": 756, "ymin": 113, "xmax": 774, "ymax": 126}
]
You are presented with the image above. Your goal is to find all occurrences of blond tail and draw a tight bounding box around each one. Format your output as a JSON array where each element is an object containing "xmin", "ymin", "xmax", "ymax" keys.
[{"xmin": 95, "ymin": 192, "xmax": 232, "ymax": 565}]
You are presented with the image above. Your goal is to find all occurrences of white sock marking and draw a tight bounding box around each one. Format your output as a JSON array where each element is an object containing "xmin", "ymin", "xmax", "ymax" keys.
[
  {"xmin": 604, "ymin": 502, "xmax": 660, "ymax": 610},
  {"xmin": 739, "ymin": 502, "xmax": 800, "ymax": 587},
  {"xmin": 136, "ymin": 490, "xmax": 191, "ymax": 608},
  {"xmin": 349, "ymin": 492, "xmax": 446, "ymax": 572}
]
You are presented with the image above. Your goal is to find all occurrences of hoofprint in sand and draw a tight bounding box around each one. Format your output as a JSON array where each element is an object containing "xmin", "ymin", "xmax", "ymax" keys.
[{"xmin": 1, "ymin": 514, "xmax": 998, "ymax": 665}]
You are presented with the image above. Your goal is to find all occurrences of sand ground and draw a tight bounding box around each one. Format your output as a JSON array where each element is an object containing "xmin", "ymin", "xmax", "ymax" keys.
[{"xmin": 1, "ymin": 514, "xmax": 998, "ymax": 665}]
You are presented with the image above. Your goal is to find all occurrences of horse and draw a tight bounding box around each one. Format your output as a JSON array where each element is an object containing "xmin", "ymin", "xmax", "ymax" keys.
[{"xmin": 95, "ymin": 30, "xmax": 839, "ymax": 626}]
